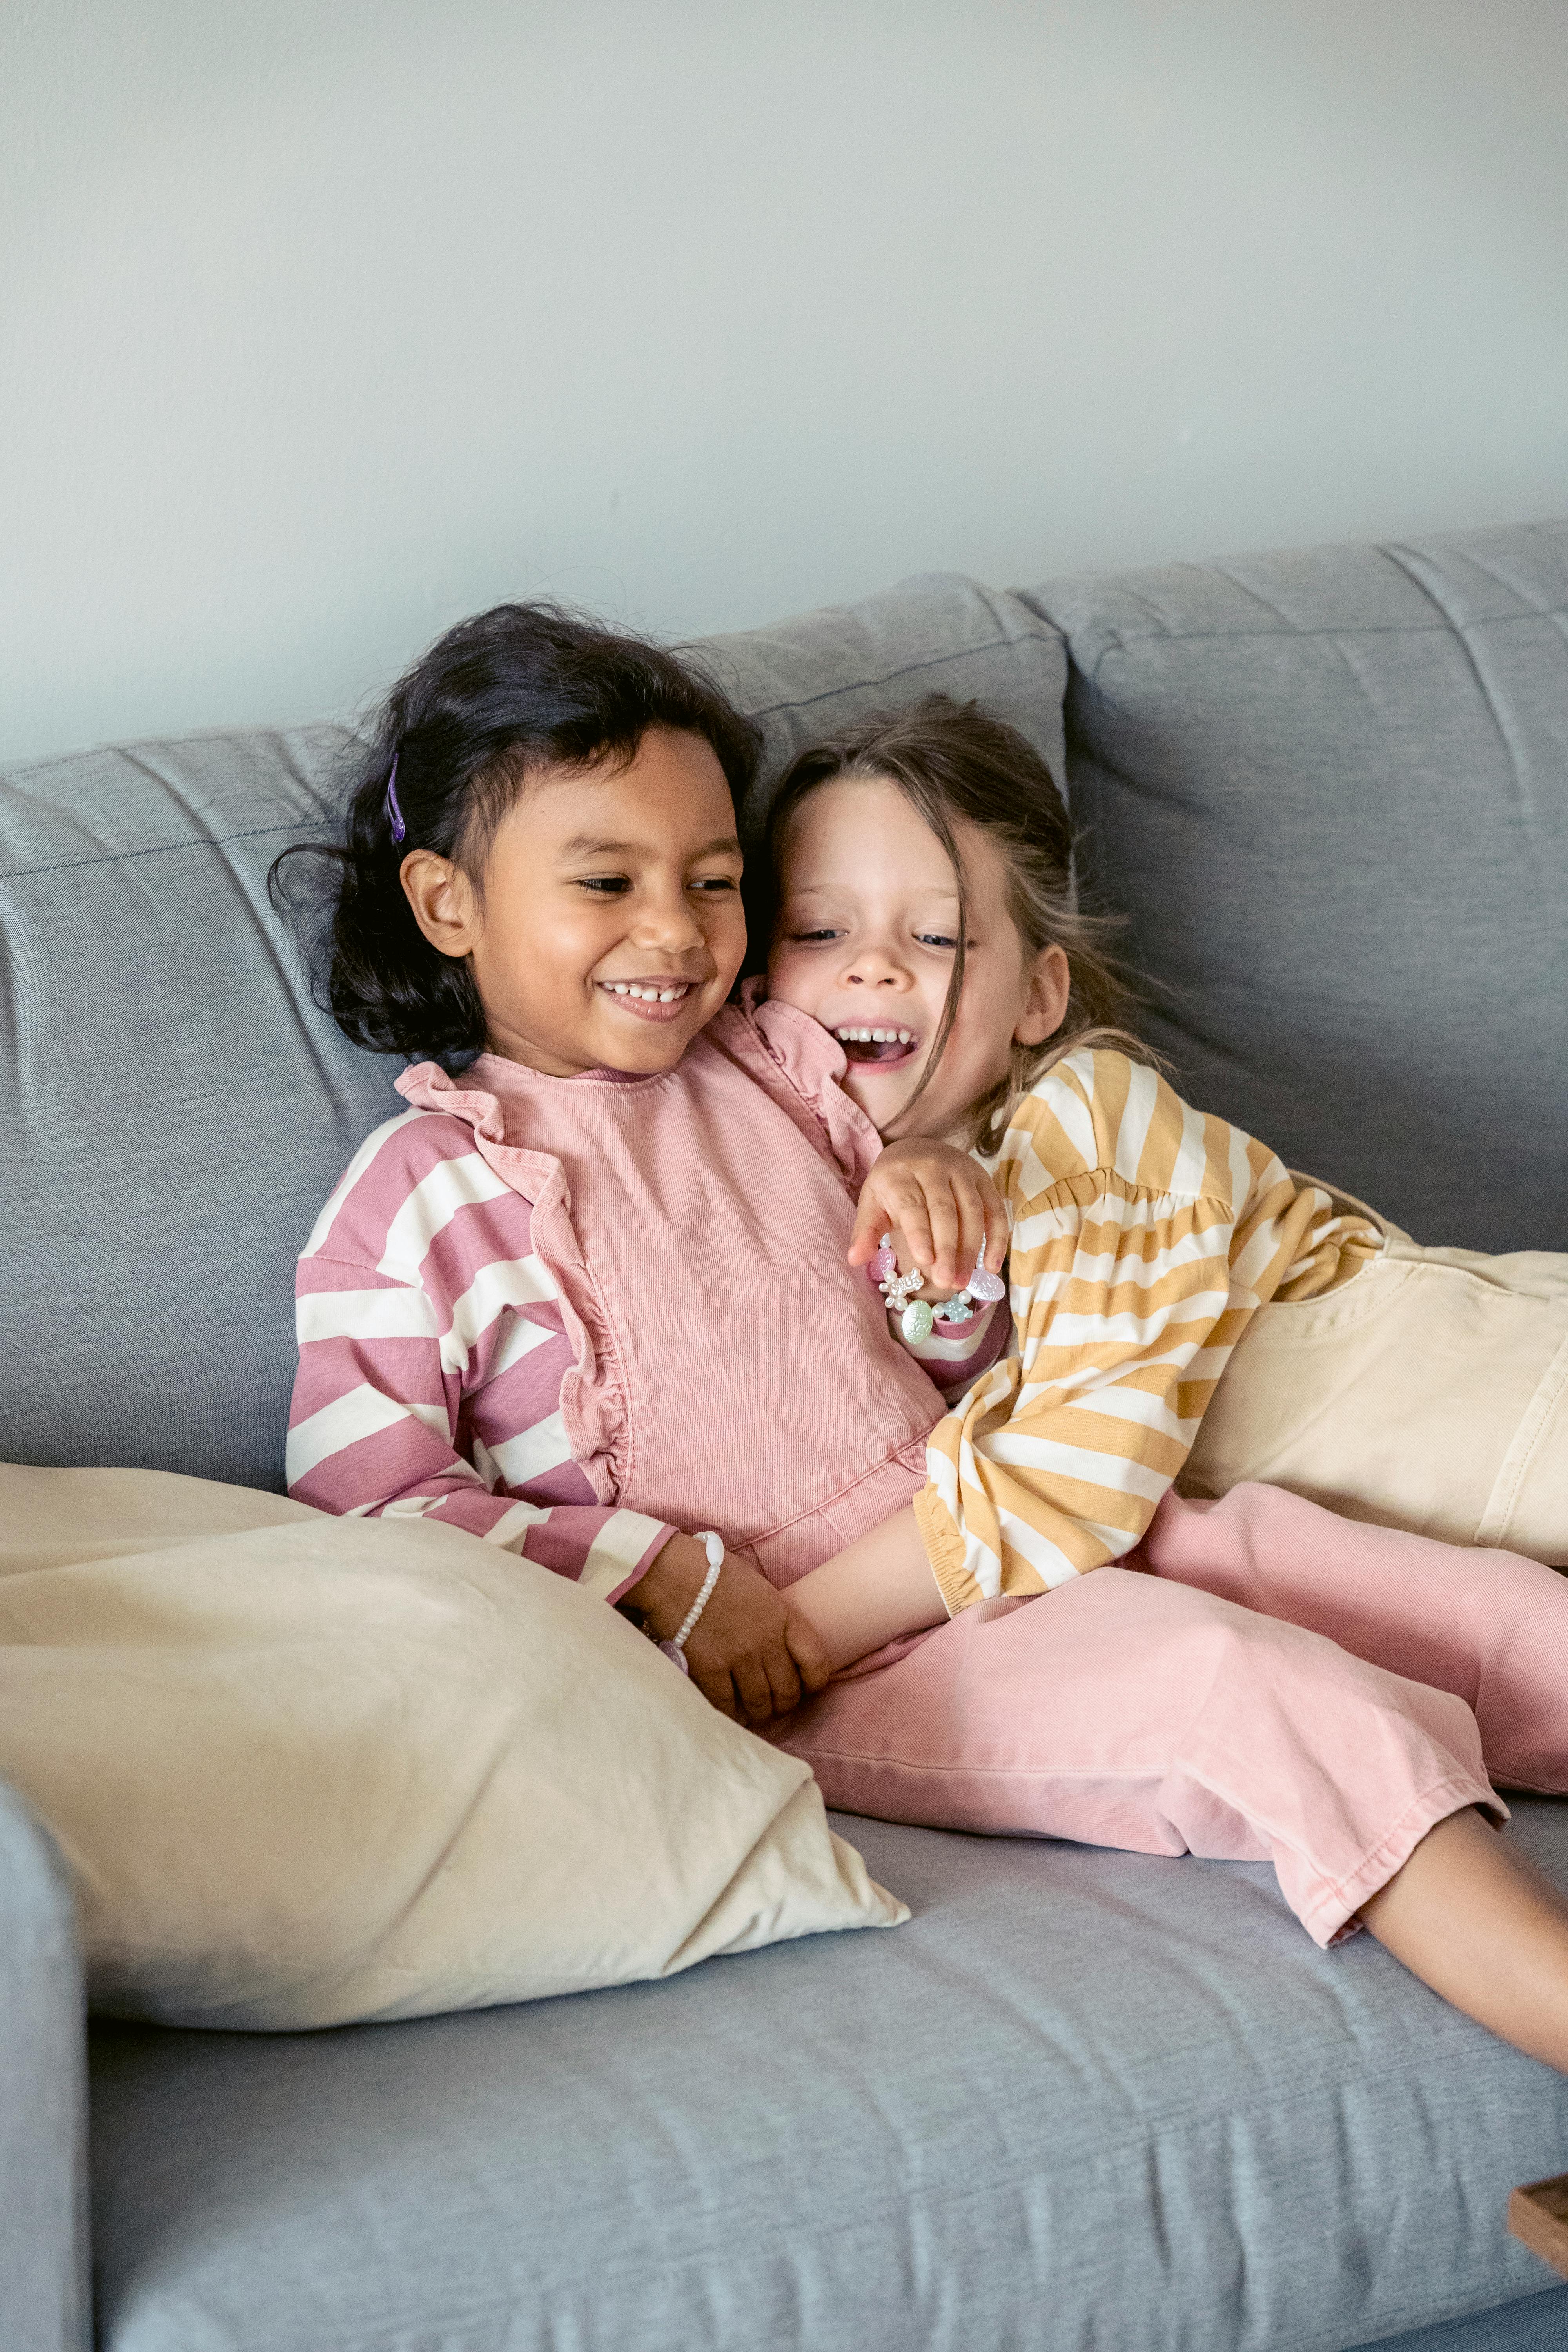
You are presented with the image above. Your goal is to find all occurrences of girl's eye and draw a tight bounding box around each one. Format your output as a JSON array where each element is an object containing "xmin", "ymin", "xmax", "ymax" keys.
[
  {"xmin": 577, "ymin": 877, "xmax": 631, "ymax": 895},
  {"xmin": 788, "ymin": 927, "xmax": 841, "ymax": 944},
  {"xmin": 916, "ymin": 933, "xmax": 959, "ymax": 951},
  {"xmin": 690, "ymin": 876, "xmax": 739, "ymax": 894}
]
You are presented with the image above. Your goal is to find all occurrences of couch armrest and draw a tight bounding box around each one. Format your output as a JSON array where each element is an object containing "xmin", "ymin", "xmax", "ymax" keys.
[{"xmin": 0, "ymin": 1781, "xmax": 89, "ymax": 2351}]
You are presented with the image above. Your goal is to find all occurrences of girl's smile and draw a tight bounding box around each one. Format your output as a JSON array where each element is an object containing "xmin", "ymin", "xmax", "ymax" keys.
[
  {"xmin": 597, "ymin": 978, "xmax": 699, "ymax": 1020},
  {"xmin": 830, "ymin": 1021, "xmax": 922, "ymax": 1066}
]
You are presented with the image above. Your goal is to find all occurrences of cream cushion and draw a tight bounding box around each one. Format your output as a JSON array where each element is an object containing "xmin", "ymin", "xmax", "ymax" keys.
[
  {"xmin": 0, "ymin": 1465, "xmax": 905, "ymax": 2029},
  {"xmin": 1181, "ymin": 1194, "xmax": 1568, "ymax": 1566}
]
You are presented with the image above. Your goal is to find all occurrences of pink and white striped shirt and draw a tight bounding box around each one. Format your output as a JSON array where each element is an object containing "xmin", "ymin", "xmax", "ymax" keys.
[{"xmin": 288, "ymin": 1073, "xmax": 1004, "ymax": 1605}]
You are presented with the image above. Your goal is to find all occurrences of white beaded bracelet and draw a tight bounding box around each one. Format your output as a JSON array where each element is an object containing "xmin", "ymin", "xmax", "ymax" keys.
[{"xmin": 662, "ymin": 1530, "xmax": 725, "ymax": 1663}]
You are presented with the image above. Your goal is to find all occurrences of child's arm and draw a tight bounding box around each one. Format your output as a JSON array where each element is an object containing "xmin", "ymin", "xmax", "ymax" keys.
[{"xmin": 781, "ymin": 1508, "xmax": 947, "ymax": 1673}]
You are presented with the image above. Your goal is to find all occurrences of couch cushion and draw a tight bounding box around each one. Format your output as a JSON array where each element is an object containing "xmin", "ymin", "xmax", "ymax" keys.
[
  {"xmin": 0, "ymin": 577, "xmax": 1057, "ymax": 1488},
  {"xmin": 1022, "ymin": 521, "xmax": 1568, "ymax": 1252},
  {"xmin": 690, "ymin": 571, "xmax": 1068, "ymax": 826},
  {"xmin": 0, "ymin": 720, "xmax": 387, "ymax": 1487},
  {"xmin": 87, "ymin": 1803, "xmax": 1568, "ymax": 2352}
]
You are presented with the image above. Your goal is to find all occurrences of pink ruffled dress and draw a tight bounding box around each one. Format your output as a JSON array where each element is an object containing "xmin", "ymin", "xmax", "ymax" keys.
[{"xmin": 396, "ymin": 995, "xmax": 943, "ymax": 1583}]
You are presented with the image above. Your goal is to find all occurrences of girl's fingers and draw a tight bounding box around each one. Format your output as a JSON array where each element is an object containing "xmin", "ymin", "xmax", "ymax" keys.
[
  {"xmin": 890, "ymin": 1185, "xmax": 935, "ymax": 1273},
  {"xmin": 762, "ymin": 1639, "xmax": 803, "ymax": 1717},
  {"xmin": 846, "ymin": 1191, "xmax": 888, "ymax": 1267},
  {"xmin": 922, "ymin": 1183, "xmax": 962, "ymax": 1290},
  {"xmin": 982, "ymin": 1187, "xmax": 1010, "ymax": 1275},
  {"xmin": 782, "ymin": 1611, "xmax": 835, "ymax": 1695},
  {"xmin": 952, "ymin": 1181, "xmax": 988, "ymax": 1287},
  {"xmin": 732, "ymin": 1656, "xmax": 777, "ymax": 1722},
  {"xmin": 692, "ymin": 1665, "xmax": 739, "ymax": 1720}
]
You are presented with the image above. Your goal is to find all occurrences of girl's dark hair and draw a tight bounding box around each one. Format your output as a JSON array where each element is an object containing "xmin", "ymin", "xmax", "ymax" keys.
[
  {"xmin": 757, "ymin": 693, "xmax": 1148, "ymax": 1151},
  {"xmin": 269, "ymin": 603, "xmax": 759, "ymax": 1065}
]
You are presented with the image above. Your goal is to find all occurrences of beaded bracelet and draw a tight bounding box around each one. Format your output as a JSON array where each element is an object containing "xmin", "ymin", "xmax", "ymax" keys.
[
  {"xmin": 660, "ymin": 1530, "xmax": 725, "ymax": 1670},
  {"xmin": 871, "ymin": 1233, "xmax": 1006, "ymax": 1343}
]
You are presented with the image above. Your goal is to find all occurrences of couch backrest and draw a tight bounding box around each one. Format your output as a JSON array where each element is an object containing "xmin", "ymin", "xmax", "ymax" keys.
[
  {"xmin": 0, "ymin": 576, "xmax": 1058, "ymax": 1486},
  {"xmin": 5, "ymin": 532, "xmax": 1564, "ymax": 1491},
  {"xmin": 1024, "ymin": 520, "xmax": 1568, "ymax": 1255}
]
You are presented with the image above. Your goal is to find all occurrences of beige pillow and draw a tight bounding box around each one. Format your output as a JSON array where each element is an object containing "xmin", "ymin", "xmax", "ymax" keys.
[{"xmin": 0, "ymin": 1465, "xmax": 904, "ymax": 2029}]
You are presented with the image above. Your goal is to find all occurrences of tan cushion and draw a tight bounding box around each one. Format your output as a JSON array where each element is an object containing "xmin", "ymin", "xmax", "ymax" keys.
[
  {"xmin": 0, "ymin": 1465, "xmax": 905, "ymax": 2029},
  {"xmin": 1180, "ymin": 1216, "xmax": 1568, "ymax": 1566}
]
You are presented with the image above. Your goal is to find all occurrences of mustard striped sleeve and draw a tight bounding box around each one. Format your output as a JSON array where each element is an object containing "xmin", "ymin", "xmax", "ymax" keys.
[{"xmin": 914, "ymin": 1051, "xmax": 1379, "ymax": 1614}]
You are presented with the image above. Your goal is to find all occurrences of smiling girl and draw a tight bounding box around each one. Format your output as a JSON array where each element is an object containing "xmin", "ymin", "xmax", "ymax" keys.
[
  {"xmin": 274, "ymin": 605, "xmax": 990, "ymax": 1725},
  {"xmin": 763, "ymin": 697, "xmax": 1565, "ymax": 1650},
  {"xmin": 753, "ymin": 692, "xmax": 1568, "ymax": 2074}
]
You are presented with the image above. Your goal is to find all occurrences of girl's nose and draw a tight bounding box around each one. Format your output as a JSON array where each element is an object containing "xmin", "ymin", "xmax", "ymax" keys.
[
  {"xmin": 843, "ymin": 940, "xmax": 913, "ymax": 988},
  {"xmin": 632, "ymin": 886, "xmax": 706, "ymax": 950}
]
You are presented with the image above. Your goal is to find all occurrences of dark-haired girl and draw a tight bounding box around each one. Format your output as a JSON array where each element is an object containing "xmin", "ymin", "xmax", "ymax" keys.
[
  {"xmin": 275, "ymin": 605, "xmax": 990, "ymax": 1726},
  {"xmin": 280, "ymin": 608, "xmax": 1568, "ymax": 2074}
]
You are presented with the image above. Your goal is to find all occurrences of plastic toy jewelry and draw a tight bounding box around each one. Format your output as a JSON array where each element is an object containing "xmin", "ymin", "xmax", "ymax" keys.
[{"xmin": 873, "ymin": 1236, "xmax": 1006, "ymax": 1342}]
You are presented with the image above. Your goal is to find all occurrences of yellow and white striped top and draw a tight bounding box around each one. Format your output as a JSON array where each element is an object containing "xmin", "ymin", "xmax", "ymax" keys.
[{"xmin": 914, "ymin": 1049, "xmax": 1384, "ymax": 1614}]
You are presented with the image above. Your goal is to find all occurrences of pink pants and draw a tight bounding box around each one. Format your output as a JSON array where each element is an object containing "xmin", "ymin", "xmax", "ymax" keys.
[{"xmin": 774, "ymin": 1484, "xmax": 1568, "ymax": 1946}]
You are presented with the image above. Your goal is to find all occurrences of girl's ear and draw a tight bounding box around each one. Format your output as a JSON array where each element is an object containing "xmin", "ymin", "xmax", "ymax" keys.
[
  {"xmin": 1013, "ymin": 942, "xmax": 1071, "ymax": 1047},
  {"xmin": 401, "ymin": 849, "xmax": 482, "ymax": 961}
]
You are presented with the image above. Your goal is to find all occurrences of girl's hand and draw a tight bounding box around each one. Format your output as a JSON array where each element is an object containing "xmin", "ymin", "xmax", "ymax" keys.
[
  {"xmin": 630, "ymin": 1535, "xmax": 833, "ymax": 1723},
  {"xmin": 848, "ymin": 1139, "xmax": 1009, "ymax": 1296}
]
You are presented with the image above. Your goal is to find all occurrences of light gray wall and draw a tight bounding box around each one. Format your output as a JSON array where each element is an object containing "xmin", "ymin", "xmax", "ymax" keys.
[{"xmin": 3, "ymin": 0, "xmax": 1566, "ymax": 763}]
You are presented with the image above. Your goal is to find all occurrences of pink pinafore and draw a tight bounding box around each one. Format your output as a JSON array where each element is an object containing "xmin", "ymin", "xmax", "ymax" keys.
[
  {"xmin": 399, "ymin": 996, "xmax": 942, "ymax": 1583},
  {"xmin": 403, "ymin": 995, "xmax": 1568, "ymax": 1948}
]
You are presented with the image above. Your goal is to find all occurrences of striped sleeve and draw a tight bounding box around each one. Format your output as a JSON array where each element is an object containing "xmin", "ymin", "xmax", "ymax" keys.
[
  {"xmin": 288, "ymin": 1111, "xmax": 673, "ymax": 1602},
  {"xmin": 915, "ymin": 1051, "xmax": 1383, "ymax": 1613}
]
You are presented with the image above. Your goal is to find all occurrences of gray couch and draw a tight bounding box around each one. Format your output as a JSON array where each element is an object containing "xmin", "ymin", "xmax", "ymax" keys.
[{"xmin": 3, "ymin": 519, "xmax": 1566, "ymax": 2352}]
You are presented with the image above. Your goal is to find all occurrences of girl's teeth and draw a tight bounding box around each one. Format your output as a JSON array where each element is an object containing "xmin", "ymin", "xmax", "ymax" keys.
[
  {"xmin": 833, "ymin": 1025, "xmax": 916, "ymax": 1045},
  {"xmin": 607, "ymin": 983, "xmax": 689, "ymax": 1002}
]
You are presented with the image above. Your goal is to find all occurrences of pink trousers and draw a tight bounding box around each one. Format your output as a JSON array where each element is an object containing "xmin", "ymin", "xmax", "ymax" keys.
[{"xmin": 773, "ymin": 1483, "xmax": 1568, "ymax": 1946}]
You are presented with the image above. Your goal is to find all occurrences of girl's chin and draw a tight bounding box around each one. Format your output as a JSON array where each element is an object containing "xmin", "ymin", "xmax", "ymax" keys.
[
  {"xmin": 589, "ymin": 987, "xmax": 716, "ymax": 1066},
  {"xmin": 842, "ymin": 1065, "xmax": 920, "ymax": 1122}
]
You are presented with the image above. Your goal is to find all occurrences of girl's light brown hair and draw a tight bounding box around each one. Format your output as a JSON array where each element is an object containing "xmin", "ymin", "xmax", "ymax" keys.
[{"xmin": 757, "ymin": 693, "xmax": 1151, "ymax": 1152}]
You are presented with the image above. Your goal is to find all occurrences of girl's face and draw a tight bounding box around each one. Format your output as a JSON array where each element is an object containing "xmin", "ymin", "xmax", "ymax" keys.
[
  {"xmin": 401, "ymin": 725, "xmax": 746, "ymax": 1076},
  {"xmin": 768, "ymin": 776, "xmax": 1069, "ymax": 1140}
]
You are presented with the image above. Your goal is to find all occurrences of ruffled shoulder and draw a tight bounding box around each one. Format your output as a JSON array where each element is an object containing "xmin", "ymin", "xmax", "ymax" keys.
[
  {"xmin": 1000, "ymin": 1048, "xmax": 1256, "ymax": 1212},
  {"xmin": 398, "ymin": 1054, "xmax": 508, "ymax": 1143},
  {"xmin": 393, "ymin": 1060, "xmax": 623, "ymax": 1499},
  {"xmin": 393, "ymin": 1059, "xmax": 563, "ymax": 1203},
  {"xmin": 709, "ymin": 984, "xmax": 885, "ymax": 1192}
]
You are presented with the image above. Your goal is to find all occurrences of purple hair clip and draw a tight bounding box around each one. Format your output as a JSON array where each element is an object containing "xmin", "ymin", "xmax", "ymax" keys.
[{"xmin": 384, "ymin": 751, "xmax": 406, "ymax": 845}]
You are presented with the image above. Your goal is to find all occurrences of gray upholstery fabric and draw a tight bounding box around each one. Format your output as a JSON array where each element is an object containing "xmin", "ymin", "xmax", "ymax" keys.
[
  {"xmin": 1, "ymin": 724, "xmax": 391, "ymax": 1489},
  {"xmin": 0, "ymin": 1786, "xmax": 89, "ymax": 2352},
  {"xmin": 690, "ymin": 570, "xmax": 1068, "ymax": 829},
  {"xmin": 1021, "ymin": 522, "xmax": 1568, "ymax": 1252},
  {"xmin": 0, "ymin": 576, "xmax": 1057, "ymax": 1488},
  {"xmin": 87, "ymin": 1803, "xmax": 1568, "ymax": 2352},
  {"xmin": 1361, "ymin": 2288, "xmax": 1568, "ymax": 2352}
]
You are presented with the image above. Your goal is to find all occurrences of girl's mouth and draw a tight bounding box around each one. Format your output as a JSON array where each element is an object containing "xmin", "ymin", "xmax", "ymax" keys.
[
  {"xmin": 832, "ymin": 1024, "xmax": 921, "ymax": 1067},
  {"xmin": 599, "ymin": 979, "xmax": 699, "ymax": 1024}
]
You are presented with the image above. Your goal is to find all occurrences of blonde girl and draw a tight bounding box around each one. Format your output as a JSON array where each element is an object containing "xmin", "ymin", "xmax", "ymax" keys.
[{"xmin": 758, "ymin": 692, "xmax": 1568, "ymax": 2074}]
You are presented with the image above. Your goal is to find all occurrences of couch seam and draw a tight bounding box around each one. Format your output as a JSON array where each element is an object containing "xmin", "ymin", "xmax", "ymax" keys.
[
  {"xmin": 1064, "ymin": 602, "xmax": 1568, "ymax": 678},
  {"xmin": 1, "ymin": 820, "xmax": 310, "ymax": 884},
  {"xmin": 716, "ymin": 627, "xmax": 1063, "ymax": 722}
]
